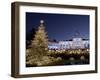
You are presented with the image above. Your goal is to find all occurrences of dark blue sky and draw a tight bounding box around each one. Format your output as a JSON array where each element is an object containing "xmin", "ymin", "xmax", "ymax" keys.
[{"xmin": 26, "ymin": 12, "xmax": 89, "ymax": 41}]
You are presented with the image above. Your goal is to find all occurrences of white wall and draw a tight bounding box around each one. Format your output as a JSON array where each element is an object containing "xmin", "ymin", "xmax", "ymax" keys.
[{"xmin": 0, "ymin": 0, "xmax": 100, "ymax": 80}]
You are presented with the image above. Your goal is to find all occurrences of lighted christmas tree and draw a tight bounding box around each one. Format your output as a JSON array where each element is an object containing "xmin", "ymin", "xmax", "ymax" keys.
[
  {"xmin": 31, "ymin": 20, "xmax": 49, "ymax": 57},
  {"xmin": 26, "ymin": 20, "xmax": 62, "ymax": 67},
  {"xmin": 26, "ymin": 20, "xmax": 49, "ymax": 66}
]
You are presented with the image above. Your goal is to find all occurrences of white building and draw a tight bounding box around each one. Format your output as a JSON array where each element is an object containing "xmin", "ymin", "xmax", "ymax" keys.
[{"xmin": 48, "ymin": 37, "xmax": 89, "ymax": 50}]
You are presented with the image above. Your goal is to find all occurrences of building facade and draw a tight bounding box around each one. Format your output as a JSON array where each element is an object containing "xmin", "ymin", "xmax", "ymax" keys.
[{"xmin": 48, "ymin": 37, "xmax": 89, "ymax": 50}]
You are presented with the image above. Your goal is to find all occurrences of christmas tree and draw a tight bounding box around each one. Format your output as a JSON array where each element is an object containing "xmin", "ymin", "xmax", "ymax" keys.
[
  {"xmin": 26, "ymin": 20, "xmax": 62, "ymax": 67},
  {"xmin": 31, "ymin": 20, "xmax": 48, "ymax": 57},
  {"xmin": 26, "ymin": 20, "xmax": 49, "ymax": 66}
]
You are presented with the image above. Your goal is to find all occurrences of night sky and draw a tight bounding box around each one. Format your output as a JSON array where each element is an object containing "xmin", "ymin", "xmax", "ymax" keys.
[{"xmin": 26, "ymin": 12, "xmax": 89, "ymax": 41}]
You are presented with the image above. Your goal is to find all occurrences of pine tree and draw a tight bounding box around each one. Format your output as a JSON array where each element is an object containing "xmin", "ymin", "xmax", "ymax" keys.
[{"xmin": 26, "ymin": 20, "xmax": 49, "ymax": 65}]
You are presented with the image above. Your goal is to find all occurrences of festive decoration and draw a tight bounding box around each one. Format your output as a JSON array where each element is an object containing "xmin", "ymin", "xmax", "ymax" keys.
[{"xmin": 26, "ymin": 20, "xmax": 49, "ymax": 65}]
